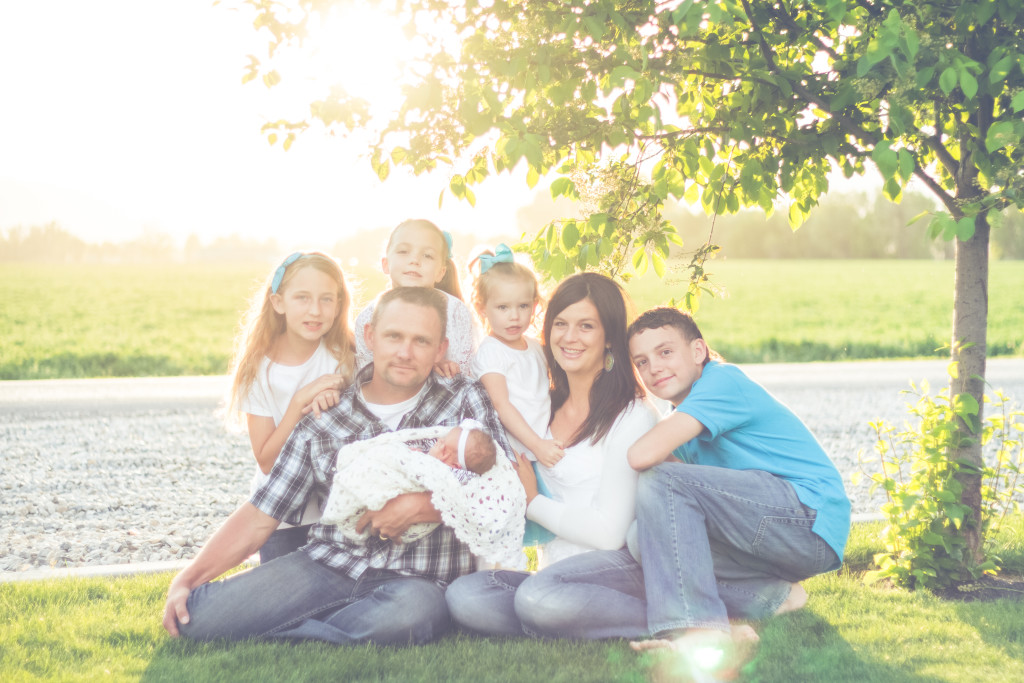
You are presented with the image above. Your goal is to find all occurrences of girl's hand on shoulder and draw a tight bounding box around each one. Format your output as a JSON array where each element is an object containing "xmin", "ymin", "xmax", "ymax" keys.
[
  {"xmin": 514, "ymin": 451, "xmax": 539, "ymax": 504},
  {"xmin": 533, "ymin": 439, "xmax": 565, "ymax": 468},
  {"xmin": 294, "ymin": 373, "xmax": 346, "ymax": 414},
  {"xmin": 302, "ymin": 388, "xmax": 341, "ymax": 418},
  {"xmin": 433, "ymin": 359, "xmax": 461, "ymax": 379}
]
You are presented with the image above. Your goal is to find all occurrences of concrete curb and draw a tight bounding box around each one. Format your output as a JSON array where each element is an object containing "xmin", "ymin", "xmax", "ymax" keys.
[
  {"xmin": 0, "ymin": 558, "xmax": 259, "ymax": 584},
  {"xmin": 2, "ymin": 516, "xmax": 885, "ymax": 583}
]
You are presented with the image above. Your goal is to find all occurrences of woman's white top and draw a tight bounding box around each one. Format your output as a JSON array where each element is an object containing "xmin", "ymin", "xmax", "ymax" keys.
[
  {"xmin": 470, "ymin": 335, "xmax": 550, "ymax": 459},
  {"xmin": 239, "ymin": 340, "xmax": 339, "ymax": 526},
  {"xmin": 526, "ymin": 398, "xmax": 659, "ymax": 567},
  {"xmin": 354, "ymin": 290, "xmax": 478, "ymax": 376}
]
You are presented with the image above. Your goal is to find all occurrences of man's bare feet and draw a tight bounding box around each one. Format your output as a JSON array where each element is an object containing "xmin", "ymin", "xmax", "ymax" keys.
[
  {"xmin": 630, "ymin": 626, "xmax": 760, "ymax": 681},
  {"xmin": 775, "ymin": 582, "xmax": 808, "ymax": 615}
]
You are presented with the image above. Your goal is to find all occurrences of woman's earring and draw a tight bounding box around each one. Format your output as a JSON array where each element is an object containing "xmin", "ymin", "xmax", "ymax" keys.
[{"xmin": 604, "ymin": 349, "xmax": 615, "ymax": 372}]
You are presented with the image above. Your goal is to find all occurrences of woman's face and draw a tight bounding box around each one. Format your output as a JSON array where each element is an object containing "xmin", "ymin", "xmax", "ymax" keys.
[{"xmin": 548, "ymin": 297, "xmax": 606, "ymax": 378}]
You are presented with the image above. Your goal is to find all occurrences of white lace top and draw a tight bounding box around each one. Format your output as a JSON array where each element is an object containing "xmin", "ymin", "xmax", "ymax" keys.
[{"xmin": 354, "ymin": 290, "xmax": 479, "ymax": 376}]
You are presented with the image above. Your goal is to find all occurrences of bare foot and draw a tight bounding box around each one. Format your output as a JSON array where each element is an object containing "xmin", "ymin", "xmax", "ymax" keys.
[
  {"xmin": 775, "ymin": 582, "xmax": 808, "ymax": 615},
  {"xmin": 630, "ymin": 627, "xmax": 759, "ymax": 681}
]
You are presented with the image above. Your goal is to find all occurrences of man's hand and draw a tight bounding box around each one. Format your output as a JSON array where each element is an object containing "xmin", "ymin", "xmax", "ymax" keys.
[
  {"xmin": 162, "ymin": 577, "xmax": 192, "ymax": 637},
  {"xmin": 355, "ymin": 492, "xmax": 440, "ymax": 540}
]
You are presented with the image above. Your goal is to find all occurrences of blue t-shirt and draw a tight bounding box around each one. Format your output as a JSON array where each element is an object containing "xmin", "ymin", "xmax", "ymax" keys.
[{"xmin": 674, "ymin": 361, "xmax": 851, "ymax": 560}]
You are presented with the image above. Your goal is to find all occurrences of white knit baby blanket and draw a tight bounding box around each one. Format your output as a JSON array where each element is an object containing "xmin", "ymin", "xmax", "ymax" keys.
[{"xmin": 320, "ymin": 426, "xmax": 526, "ymax": 569}]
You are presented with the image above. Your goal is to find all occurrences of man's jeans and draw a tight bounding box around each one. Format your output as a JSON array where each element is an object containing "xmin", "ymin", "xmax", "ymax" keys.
[
  {"xmin": 637, "ymin": 463, "xmax": 840, "ymax": 636},
  {"xmin": 445, "ymin": 548, "xmax": 648, "ymax": 639},
  {"xmin": 179, "ymin": 551, "xmax": 449, "ymax": 645}
]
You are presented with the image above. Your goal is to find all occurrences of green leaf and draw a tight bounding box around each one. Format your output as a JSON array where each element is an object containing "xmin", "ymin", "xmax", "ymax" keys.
[
  {"xmin": 989, "ymin": 55, "xmax": 1014, "ymax": 84},
  {"xmin": 632, "ymin": 248, "xmax": 648, "ymax": 275},
  {"xmin": 954, "ymin": 392, "xmax": 980, "ymax": 416},
  {"xmin": 960, "ymin": 70, "xmax": 978, "ymax": 100},
  {"xmin": 871, "ymin": 142, "xmax": 899, "ymax": 180},
  {"xmin": 651, "ymin": 250, "xmax": 666, "ymax": 278},
  {"xmin": 561, "ymin": 222, "xmax": 580, "ymax": 251},
  {"xmin": 550, "ymin": 177, "xmax": 574, "ymax": 198},
  {"xmin": 955, "ymin": 216, "xmax": 976, "ymax": 241},
  {"xmin": 1013, "ymin": 90, "xmax": 1024, "ymax": 113},
  {"xmin": 897, "ymin": 148, "xmax": 915, "ymax": 182},
  {"xmin": 985, "ymin": 121, "xmax": 1017, "ymax": 153},
  {"xmin": 939, "ymin": 67, "xmax": 957, "ymax": 96}
]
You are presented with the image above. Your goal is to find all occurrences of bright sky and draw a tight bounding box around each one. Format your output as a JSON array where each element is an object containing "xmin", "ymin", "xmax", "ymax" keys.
[{"xmin": 0, "ymin": 0, "xmax": 535, "ymax": 248}]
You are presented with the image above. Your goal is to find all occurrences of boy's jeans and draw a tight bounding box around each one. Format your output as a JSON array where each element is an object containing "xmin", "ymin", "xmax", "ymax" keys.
[
  {"xmin": 179, "ymin": 550, "xmax": 449, "ymax": 645},
  {"xmin": 637, "ymin": 463, "xmax": 840, "ymax": 636}
]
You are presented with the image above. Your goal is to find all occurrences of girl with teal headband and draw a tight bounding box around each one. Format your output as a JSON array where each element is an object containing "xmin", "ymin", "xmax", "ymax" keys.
[
  {"xmin": 353, "ymin": 219, "xmax": 479, "ymax": 377},
  {"xmin": 228, "ymin": 251, "xmax": 356, "ymax": 563}
]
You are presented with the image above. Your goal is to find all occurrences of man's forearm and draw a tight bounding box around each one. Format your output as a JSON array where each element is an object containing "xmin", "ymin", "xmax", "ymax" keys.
[{"xmin": 173, "ymin": 503, "xmax": 278, "ymax": 590}]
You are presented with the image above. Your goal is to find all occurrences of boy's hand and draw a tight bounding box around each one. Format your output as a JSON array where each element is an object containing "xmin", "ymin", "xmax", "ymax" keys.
[
  {"xmin": 533, "ymin": 439, "xmax": 564, "ymax": 468},
  {"xmin": 433, "ymin": 359, "xmax": 461, "ymax": 379}
]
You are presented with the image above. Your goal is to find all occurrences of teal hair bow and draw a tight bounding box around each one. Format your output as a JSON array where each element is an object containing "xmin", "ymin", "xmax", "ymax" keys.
[
  {"xmin": 270, "ymin": 252, "xmax": 303, "ymax": 293},
  {"xmin": 479, "ymin": 243, "xmax": 514, "ymax": 274},
  {"xmin": 442, "ymin": 231, "xmax": 454, "ymax": 255}
]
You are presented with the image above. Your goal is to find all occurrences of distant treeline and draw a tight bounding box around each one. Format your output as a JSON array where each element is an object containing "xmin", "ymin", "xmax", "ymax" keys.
[
  {"xmin": 665, "ymin": 191, "xmax": 1024, "ymax": 260},
  {"xmin": 4, "ymin": 190, "xmax": 1024, "ymax": 263}
]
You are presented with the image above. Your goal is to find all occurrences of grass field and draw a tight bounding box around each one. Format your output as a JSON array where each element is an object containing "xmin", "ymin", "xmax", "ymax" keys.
[
  {"xmin": 2, "ymin": 260, "xmax": 1022, "ymax": 379},
  {"xmin": 2, "ymin": 520, "xmax": 1023, "ymax": 682}
]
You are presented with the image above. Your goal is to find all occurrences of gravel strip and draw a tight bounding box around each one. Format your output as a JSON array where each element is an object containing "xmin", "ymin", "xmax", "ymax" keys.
[{"xmin": 3, "ymin": 360, "xmax": 1023, "ymax": 577}]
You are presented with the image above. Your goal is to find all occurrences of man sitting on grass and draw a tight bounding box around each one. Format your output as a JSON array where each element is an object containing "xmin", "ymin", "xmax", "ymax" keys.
[
  {"xmin": 625, "ymin": 307, "xmax": 850, "ymax": 671},
  {"xmin": 162, "ymin": 286, "xmax": 516, "ymax": 645}
]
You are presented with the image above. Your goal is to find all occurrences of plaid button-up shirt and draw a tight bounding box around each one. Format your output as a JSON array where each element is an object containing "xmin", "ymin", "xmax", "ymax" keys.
[{"xmin": 250, "ymin": 365, "xmax": 515, "ymax": 586}]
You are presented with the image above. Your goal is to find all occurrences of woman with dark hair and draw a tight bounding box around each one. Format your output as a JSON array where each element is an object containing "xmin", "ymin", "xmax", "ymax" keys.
[{"xmin": 446, "ymin": 272, "xmax": 659, "ymax": 639}]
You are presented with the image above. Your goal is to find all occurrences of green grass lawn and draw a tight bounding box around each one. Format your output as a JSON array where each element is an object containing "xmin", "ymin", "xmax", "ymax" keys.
[
  {"xmin": 3, "ymin": 520, "xmax": 1023, "ymax": 682},
  {"xmin": 1, "ymin": 260, "xmax": 1022, "ymax": 379}
]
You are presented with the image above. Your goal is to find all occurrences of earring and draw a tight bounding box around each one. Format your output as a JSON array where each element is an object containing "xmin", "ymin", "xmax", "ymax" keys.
[{"xmin": 604, "ymin": 349, "xmax": 615, "ymax": 372}]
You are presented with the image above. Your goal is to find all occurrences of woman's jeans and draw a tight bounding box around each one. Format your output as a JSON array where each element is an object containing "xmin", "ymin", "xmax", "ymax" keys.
[
  {"xmin": 179, "ymin": 550, "xmax": 449, "ymax": 645},
  {"xmin": 447, "ymin": 464, "xmax": 839, "ymax": 640},
  {"xmin": 446, "ymin": 548, "xmax": 648, "ymax": 639},
  {"xmin": 637, "ymin": 463, "xmax": 840, "ymax": 636}
]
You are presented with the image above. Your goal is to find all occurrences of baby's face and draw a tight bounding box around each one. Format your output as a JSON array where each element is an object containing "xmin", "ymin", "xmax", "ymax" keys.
[{"xmin": 429, "ymin": 428, "xmax": 463, "ymax": 468}]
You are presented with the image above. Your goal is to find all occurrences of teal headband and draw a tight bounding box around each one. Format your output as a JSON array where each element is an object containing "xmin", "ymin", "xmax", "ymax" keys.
[
  {"xmin": 271, "ymin": 252, "xmax": 303, "ymax": 293},
  {"xmin": 479, "ymin": 243, "xmax": 514, "ymax": 274}
]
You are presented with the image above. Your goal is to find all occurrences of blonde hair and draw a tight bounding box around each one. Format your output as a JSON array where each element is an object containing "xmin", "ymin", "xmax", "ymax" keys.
[
  {"xmin": 228, "ymin": 252, "xmax": 355, "ymax": 415},
  {"xmin": 469, "ymin": 248, "xmax": 541, "ymax": 327},
  {"xmin": 386, "ymin": 219, "xmax": 464, "ymax": 300}
]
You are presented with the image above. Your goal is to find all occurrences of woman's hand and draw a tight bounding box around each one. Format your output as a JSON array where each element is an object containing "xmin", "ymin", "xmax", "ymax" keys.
[{"xmin": 514, "ymin": 451, "xmax": 539, "ymax": 504}]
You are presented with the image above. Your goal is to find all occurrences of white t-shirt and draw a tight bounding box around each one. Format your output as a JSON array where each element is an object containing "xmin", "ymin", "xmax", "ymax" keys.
[
  {"xmin": 354, "ymin": 290, "xmax": 479, "ymax": 376},
  {"xmin": 471, "ymin": 335, "xmax": 550, "ymax": 459},
  {"xmin": 526, "ymin": 398, "xmax": 659, "ymax": 567},
  {"xmin": 239, "ymin": 341, "xmax": 339, "ymax": 525},
  {"xmin": 359, "ymin": 383, "xmax": 427, "ymax": 430}
]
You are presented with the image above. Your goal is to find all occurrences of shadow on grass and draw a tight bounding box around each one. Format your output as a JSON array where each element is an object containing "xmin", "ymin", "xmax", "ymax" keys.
[
  {"xmin": 751, "ymin": 611, "xmax": 936, "ymax": 683},
  {"xmin": 139, "ymin": 633, "xmax": 650, "ymax": 683}
]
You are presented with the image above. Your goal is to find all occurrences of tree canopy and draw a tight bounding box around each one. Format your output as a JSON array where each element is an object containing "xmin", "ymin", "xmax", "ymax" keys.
[{"xmin": 242, "ymin": 0, "xmax": 1024, "ymax": 584}]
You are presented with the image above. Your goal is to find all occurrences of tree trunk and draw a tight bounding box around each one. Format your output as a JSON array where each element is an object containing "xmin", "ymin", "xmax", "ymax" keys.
[{"xmin": 950, "ymin": 212, "xmax": 989, "ymax": 567}]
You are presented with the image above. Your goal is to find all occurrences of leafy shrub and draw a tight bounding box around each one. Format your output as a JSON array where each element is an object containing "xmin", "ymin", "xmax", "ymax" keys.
[{"xmin": 856, "ymin": 371, "xmax": 1024, "ymax": 590}]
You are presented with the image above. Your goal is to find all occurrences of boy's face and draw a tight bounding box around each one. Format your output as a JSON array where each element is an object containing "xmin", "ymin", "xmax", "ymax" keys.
[{"xmin": 629, "ymin": 325, "xmax": 708, "ymax": 405}]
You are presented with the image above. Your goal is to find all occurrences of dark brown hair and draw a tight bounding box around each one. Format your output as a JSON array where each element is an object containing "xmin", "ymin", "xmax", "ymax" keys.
[
  {"xmin": 627, "ymin": 307, "xmax": 718, "ymax": 366},
  {"xmin": 543, "ymin": 272, "xmax": 644, "ymax": 446}
]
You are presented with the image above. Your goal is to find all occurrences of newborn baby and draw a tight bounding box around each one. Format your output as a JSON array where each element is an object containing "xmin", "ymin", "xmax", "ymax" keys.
[{"xmin": 320, "ymin": 421, "xmax": 499, "ymax": 545}]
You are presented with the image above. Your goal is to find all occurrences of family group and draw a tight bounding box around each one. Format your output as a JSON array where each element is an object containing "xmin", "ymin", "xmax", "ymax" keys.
[{"xmin": 161, "ymin": 218, "xmax": 851, "ymax": 673}]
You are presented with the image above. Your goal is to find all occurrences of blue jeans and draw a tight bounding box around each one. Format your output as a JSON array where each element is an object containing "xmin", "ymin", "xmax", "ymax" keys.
[
  {"xmin": 446, "ymin": 548, "xmax": 648, "ymax": 639},
  {"xmin": 637, "ymin": 464, "xmax": 840, "ymax": 636},
  {"xmin": 179, "ymin": 550, "xmax": 450, "ymax": 645},
  {"xmin": 259, "ymin": 524, "xmax": 311, "ymax": 564}
]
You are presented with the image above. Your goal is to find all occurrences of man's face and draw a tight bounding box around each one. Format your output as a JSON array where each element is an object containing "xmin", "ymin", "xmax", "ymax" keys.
[
  {"xmin": 629, "ymin": 325, "xmax": 707, "ymax": 405},
  {"xmin": 365, "ymin": 299, "xmax": 448, "ymax": 396}
]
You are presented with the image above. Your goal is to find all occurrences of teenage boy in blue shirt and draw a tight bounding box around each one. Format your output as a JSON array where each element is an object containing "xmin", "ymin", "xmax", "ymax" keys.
[{"xmin": 625, "ymin": 307, "xmax": 850, "ymax": 661}]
